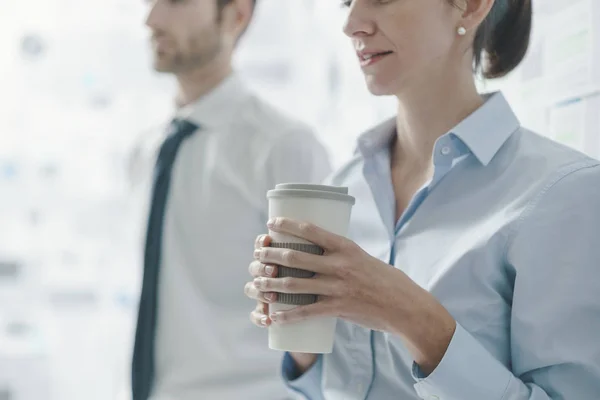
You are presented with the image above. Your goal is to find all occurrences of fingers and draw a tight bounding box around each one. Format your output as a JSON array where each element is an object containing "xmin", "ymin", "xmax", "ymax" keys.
[
  {"xmin": 267, "ymin": 218, "xmax": 345, "ymax": 252},
  {"xmin": 269, "ymin": 298, "xmax": 336, "ymax": 325},
  {"xmin": 244, "ymin": 281, "xmax": 278, "ymax": 303},
  {"xmin": 254, "ymin": 234, "xmax": 271, "ymax": 250},
  {"xmin": 246, "ymin": 261, "xmax": 279, "ymax": 308},
  {"xmin": 250, "ymin": 302, "xmax": 271, "ymax": 328},
  {"xmin": 253, "ymin": 276, "xmax": 336, "ymax": 296},
  {"xmin": 248, "ymin": 260, "xmax": 278, "ymax": 278},
  {"xmin": 253, "ymin": 247, "xmax": 334, "ymax": 275}
]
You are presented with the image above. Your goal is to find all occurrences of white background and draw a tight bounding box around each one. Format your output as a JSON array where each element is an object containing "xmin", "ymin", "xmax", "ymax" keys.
[{"xmin": 0, "ymin": 0, "xmax": 598, "ymax": 399}]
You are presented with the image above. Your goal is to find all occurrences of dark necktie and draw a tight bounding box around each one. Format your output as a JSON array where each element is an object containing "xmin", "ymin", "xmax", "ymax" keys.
[{"xmin": 132, "ymin": 119, "xmax": 198, "ymax": 400}]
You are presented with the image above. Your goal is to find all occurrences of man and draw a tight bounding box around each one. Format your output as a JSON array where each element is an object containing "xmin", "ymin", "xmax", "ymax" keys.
[{"xmin": 130, "ymin": 1, "xmax": 331, "ymax": 399}]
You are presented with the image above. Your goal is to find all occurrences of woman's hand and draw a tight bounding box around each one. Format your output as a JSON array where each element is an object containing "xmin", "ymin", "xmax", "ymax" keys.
[
  {"xmin": 246, "ymin": 234, "xmax": 278, "ymax": 328},
  {"xmin": 245, "ymin": 234, "xmax": 318, "ymax": 375},
  {"xmin": 244, "ymin": 217, "xmax": 457, "ymax": 374},
  {"xmin": 248, "ymin": 217, "xmax": 410, "ymax": 331}
]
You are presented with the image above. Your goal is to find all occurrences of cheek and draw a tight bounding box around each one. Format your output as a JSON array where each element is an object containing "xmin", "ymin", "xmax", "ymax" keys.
[
  {"xmin": 179, "ymin": 24, "xmax": 211, "ymax": 52},
  {"xmin": 176, "ymin": 8, "xmax": 215, "ymax": 43},
  {"xmin": 400, "ymin": 24, "xmax": 453, "ymax": 65}
]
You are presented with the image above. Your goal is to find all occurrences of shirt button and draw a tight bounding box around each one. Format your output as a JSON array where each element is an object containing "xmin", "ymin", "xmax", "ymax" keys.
[{"xmin": 440, "ymin": 146, "xmax": 451, "ymax": 156}]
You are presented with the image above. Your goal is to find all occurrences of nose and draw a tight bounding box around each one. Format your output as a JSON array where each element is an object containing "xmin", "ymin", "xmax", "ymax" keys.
[
  {"xmin": 342, "ymin": 2, "xmax": 375, "ymax": 39},
  {"xmin": 145, "ymin": 0, "xmax": 164, "ymax": 31}
]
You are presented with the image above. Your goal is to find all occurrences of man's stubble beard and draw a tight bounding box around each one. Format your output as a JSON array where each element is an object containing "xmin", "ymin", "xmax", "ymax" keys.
[{"xmin": 153, "ymin": 27, "xmax": 223, "ymax": 74}]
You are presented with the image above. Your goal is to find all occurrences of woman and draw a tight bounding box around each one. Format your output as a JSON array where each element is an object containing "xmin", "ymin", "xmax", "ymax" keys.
[{"xmin": 244, "ymin": 0, "xmax": 600, "ymax": 398}]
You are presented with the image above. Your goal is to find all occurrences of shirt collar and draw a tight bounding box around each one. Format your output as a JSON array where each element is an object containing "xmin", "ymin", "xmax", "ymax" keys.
[
  {"xmin": 356, "ymin": 91, "xmax": 520, "ymax": 166},
  {"xmin": 450, "ymin": 92, "xmax": 520, "ymax": 166},
  {"xmin": 355, "ymin": 117, "xmax": 397, "ymax": 158},
  {"xmin": 175, "ymin": 72, "xmax": 248, "ymax": 130}
]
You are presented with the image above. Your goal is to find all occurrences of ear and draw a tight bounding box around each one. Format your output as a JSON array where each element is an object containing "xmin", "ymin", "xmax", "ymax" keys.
[
  {"xmin": 457, "ymin": 0, "xmax": 496, "ymax": 32},
  {"xmin": 220, "ymin": 0, "xmax": 254, "ymax": 42}
]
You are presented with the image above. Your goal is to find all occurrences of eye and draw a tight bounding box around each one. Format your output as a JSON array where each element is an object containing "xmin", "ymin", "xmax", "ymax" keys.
[{"xmin": 341, "ymin": 0, "xmax": 392, "ymax": 8}]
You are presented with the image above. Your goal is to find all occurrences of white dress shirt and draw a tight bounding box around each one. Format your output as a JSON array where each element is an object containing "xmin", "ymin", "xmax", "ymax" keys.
[{"xmin": 129, "ymin": 73, "xmax": 331, "ymax": 400}]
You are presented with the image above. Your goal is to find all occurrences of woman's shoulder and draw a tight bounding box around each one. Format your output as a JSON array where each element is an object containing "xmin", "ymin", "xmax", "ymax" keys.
[
  {"xmin": 510, "ymin": 127, "xmax": 599, "ymax": 175},
  {"xmin": 498, "ymin": 126, "xmax": 600, "ymax": 212}
]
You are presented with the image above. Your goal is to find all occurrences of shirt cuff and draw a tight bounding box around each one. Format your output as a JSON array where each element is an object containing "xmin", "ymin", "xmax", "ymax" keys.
[
  {"xmin": 412, "ymin": 322, "xmax": 513, "ymax": 400},
  {"xmin": 282, "ymin": 352, "xmax": 324, "ymax": 400}
]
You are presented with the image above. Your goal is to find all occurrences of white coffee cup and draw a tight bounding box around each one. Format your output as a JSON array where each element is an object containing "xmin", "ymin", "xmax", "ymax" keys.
[{"xmin": 266, "ymin": 183, "xmax": 355, "ymax": 354}]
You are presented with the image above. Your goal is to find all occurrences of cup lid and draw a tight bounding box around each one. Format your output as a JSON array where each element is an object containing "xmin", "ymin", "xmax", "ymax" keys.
[{"xmin": 267, "ymin": 183, "xmax": 355, "ymax": 205}]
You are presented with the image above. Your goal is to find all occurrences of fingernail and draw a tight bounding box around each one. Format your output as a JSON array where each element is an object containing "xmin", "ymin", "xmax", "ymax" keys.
[
  {"xmin": 265, "ymin": 265, "xmax": 274, "ymax": 276},
  {"xmin": 267, "ymin": 218, "xmax": 275, "ymax": 228},
  {"xmin": 260, "ymin": 316, "xmax": 268, "ymax": 326},
  {"xmin": 269, "ymin": 312, "xmax": 280, "ymax": 322},
  {"xmin": 254, "ymin": 277, "xmax": 265, "ymax": 289},
  {"xmin": 265, "ymin": 292, "xmax": 275, "ymax": 302},
  {"xmin": 253, "ymin": 249, "xmax": 261, "ymax": 259}
]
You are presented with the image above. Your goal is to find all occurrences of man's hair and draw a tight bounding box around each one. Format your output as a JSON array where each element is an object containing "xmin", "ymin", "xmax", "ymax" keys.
[{"xmin": 217, "ymin": 0, "xmax": 257, "ymax": 12}]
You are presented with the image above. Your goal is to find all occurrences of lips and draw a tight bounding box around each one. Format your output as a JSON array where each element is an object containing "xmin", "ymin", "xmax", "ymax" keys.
[
  {"xmin": 359, "ymin": 51, "xmax": 393, "ymax": 61},
  {"xmin": 152, "ymin": 38, "xmax": 170, "ymax": 47},
  {"xmin": 357, "ymin": 50, "xmax": 393, "ymax": 67}
]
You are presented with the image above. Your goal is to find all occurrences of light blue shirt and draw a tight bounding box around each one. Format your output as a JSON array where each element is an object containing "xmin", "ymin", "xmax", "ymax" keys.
[{"xmin": 282, "ymin": 92, "xmax": 600, "ymax": 399}]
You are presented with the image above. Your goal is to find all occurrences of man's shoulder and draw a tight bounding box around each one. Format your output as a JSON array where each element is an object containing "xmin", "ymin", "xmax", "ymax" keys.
[{"xmin": 236, "ymin": 94, "xmax": 319, "ymax": 144}]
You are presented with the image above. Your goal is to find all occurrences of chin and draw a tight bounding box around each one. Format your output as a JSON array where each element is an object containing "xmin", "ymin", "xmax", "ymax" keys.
[
  {"xmin": 153, "ymin": 63, "xmax": 173, "ymax": 73},
  {"xmin": 364, "ymin": 77, "xmax": 395, "ymax": 96},
  {"xmin": 152, "ymin": 58, "xmax": 175, "ymax": 73},
  {"xmin": 363, "ymin": 68, "xmax": 407, "ymax": 96}
]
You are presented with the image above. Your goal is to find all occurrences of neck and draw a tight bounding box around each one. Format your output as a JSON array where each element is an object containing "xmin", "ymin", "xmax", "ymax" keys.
[
  {"xmin": 174, "ymin": 59, "xmax": 233, "ymax": 108},
  {"xmin": 392, "ymin": 72, "xmax": 483, "ymax": 169}
]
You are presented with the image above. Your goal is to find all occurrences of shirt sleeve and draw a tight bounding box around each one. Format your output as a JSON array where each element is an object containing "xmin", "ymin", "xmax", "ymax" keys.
[
  {"xmin": 282, "ymin": 353, "xmax": 325, "ymax": 400},
  {"xmin": 412, "ymin": 162, "xmax": 600, "ymax": 399}
]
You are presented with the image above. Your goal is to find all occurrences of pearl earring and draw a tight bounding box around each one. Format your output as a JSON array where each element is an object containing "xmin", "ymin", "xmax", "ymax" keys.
[{"xmin": 457, "ymin": 26, "xmax": 467, "ymax": 36}]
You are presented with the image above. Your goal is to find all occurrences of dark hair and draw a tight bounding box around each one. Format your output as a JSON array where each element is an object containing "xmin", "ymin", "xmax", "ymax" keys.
[
  {"xmin": 456, "ymin": 0, "xmax": 532, "ymax": 79},
  {"xmin": 217, "ymin": 0, "xmax": 257, "ymax": 11}
]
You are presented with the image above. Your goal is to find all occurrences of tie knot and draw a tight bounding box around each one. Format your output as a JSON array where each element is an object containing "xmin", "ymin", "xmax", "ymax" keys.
[
  {"xmin": 154, "ymin": 118, "xmax": 198, "ymax": 169},
  {"xmin": 169, "ymin": 118, "xmax": 198, "ymax": 138}
]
